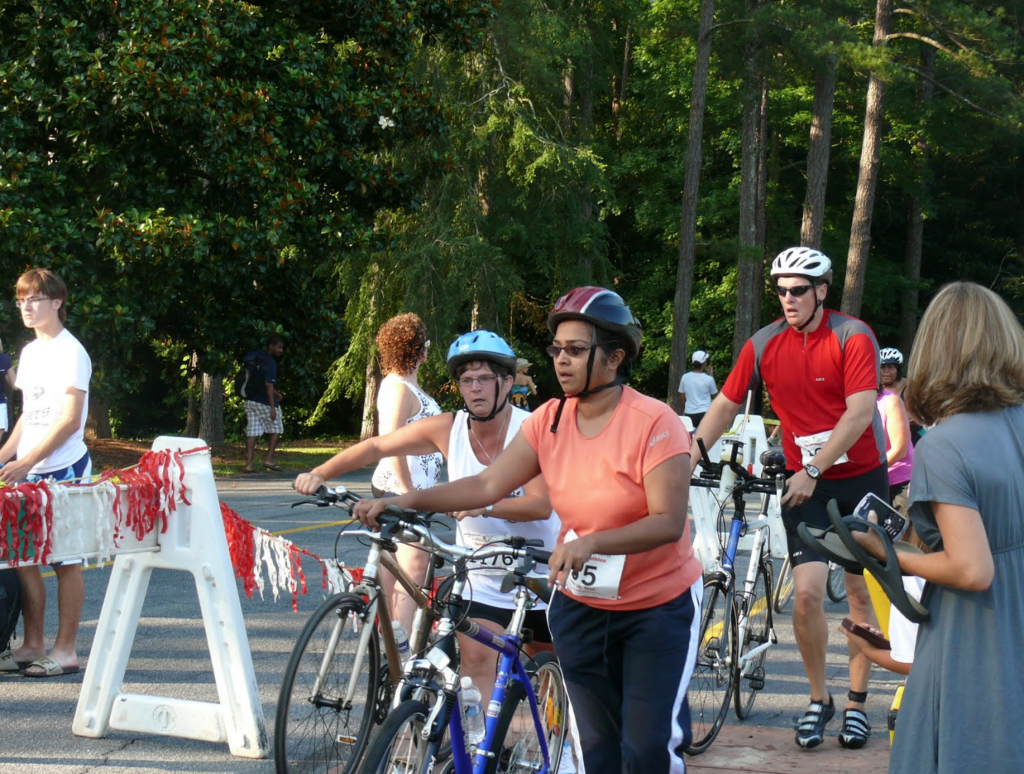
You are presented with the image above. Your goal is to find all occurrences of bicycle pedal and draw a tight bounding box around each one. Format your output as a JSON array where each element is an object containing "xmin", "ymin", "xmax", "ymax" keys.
[{"xmin": 747, "ymin": 667, "xmax": 765, "ymax": 691}]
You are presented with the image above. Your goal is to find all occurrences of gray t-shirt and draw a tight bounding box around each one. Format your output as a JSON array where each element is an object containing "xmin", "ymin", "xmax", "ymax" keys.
[{"xmin": 889, "ymin": 406, "xmax": 1024, "ymax": 774}]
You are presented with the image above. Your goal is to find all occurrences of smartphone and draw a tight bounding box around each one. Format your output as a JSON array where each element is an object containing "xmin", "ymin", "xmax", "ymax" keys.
[
  {"xmin": 853, "ymin": 492, "xmax": 909, "ymax": 542},
  {"xmin": 841, "ymin": 617, "xmax": 891, "ymax": 650}
]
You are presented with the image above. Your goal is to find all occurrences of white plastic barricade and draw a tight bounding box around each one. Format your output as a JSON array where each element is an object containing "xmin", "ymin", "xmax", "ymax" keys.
[
  {"xmin": 66, "ymin": 437, "xmax": 268, "ymax": 758},
  {"xmin": 689, "ymin": 415, "xmax": 787, "ymax": 573}
]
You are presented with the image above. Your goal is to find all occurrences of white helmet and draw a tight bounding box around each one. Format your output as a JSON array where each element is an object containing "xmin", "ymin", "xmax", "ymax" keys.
[
  {"xmin": 880, "ymin": 348, "xmax": 903, "ymax": 365},
  {"xmin": 771, "ymin": 247, "xmax": 833, "ymax": 283}
]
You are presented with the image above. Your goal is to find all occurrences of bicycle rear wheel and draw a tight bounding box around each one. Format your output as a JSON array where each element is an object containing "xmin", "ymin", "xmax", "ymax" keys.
[
  {"xmin": 359, "ymin": 699, "xmax": 444, "ymax": 774},
  {"xmin": 490, "ymin": 652, "xmax": 571, "ymax": 774},
  {"xmin": 685, "ymin": 578, "xmax": 735, "ymax": 755},
  {"xmin": 275, "ymin": 593, "xmax": 380, "ymax": 774},
  {"xmin": 772, "ymin": 556, "xmax": 794, "ymax": 614},
  {"xmin": 826, "ymin": 562, "xmax": 847, "ymax": 602},
  {"xmin": 735, "ymin": 558, "xmax": 772, "ymax": 719}
]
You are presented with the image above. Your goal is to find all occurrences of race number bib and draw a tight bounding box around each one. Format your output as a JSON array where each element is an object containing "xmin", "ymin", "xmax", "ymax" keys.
[
  {"xmin": 464, "ymin": 532, "xmax": 522, "ymax": 576},
  {"xmin": 563, "ymin": 529, "xmax": 625, "ymax": 600},
  {"xmin": 794, "ymin": 430, "xmax": 849, "ymax": 467}
]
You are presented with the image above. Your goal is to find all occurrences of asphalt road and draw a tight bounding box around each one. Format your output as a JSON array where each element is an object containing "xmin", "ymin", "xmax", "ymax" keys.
[{"xmin": 0, "ymin": 467, "xmax": 901, "ymax": 773}]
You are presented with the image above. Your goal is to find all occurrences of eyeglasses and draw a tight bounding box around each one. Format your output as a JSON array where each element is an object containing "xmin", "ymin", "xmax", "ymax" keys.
[
  {"xmin": 14, "ymin": 296, "xmax": 51, "ymax": 308},
  {"xmin": 459, "ymin": 375, "xmax": 499, "ymax": 389},
  {"xmin": 775, "ymin": 284, "xmax": 814, "ymax": 298},
  {"xmin": 546, "ymin": 344, "xmax": 594, "ymax": 359}
]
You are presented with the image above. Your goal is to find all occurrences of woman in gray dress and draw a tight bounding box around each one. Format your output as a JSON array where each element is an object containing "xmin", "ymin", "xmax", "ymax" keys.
[{"xmin": 855, "ymin": 281, "xmax": 1022, "ymax": 773}]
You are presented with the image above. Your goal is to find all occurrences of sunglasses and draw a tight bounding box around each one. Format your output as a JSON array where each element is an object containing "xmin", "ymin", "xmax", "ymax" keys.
[
  {"xmin": 775, "ymin": 284, "xmax": 814, "ymax": 298},
  {"xmin": 545, "ymin": 344, "xmax": 594, "ymax": 358}
]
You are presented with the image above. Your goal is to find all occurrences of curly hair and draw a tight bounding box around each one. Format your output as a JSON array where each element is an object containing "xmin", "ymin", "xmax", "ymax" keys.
[
  {"xmin": 905, "ymin": 282, "xmax": 1024, "ymax": 425},
  {"xmin": 377, "ymin": 313, "xmax": 428, "ymax": 375}
]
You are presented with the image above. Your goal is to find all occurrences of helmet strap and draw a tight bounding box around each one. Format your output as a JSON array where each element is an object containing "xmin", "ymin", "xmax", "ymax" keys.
[
  {"xmin": 466, "ymin": 374, "xmax": 506, "ymax": 422},
  {"xmin": 795, "ymin": 284, "xmax": 824, "ymax": 332},
  {"xmin": 550, "ymin": 346, "xmax": 626, "ymax": 432}
]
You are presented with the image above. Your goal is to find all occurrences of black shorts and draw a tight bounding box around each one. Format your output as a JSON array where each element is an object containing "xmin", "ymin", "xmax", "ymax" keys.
[
  {"xmin": 784, "ymin": 464, "xmax": 888, "ymax": 572},
  {"xmin": 466, "ymin": 600, "xmax": 552, "ymax": 644}
]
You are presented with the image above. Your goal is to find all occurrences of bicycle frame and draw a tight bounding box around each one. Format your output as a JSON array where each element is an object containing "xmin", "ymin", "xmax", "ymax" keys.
[
  {"xmin": 721, "ymin": 492, "xmax": 775, "ymax": 679},
  {"xmin": 400, "ymin": 574, "xmax": 555, "ymax": 774}
]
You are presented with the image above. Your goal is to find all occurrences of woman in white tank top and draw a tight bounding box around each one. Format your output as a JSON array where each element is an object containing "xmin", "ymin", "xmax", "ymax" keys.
[
  {"xmin": 368, "ymin": 314, "xmax": 442, "ymax": 633},
  {"xmin": 295, "ymin": 330, "xmax": 558, "ymax": 711}
]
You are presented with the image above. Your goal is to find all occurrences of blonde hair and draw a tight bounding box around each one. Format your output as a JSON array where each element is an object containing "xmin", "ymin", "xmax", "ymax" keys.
[{"xmin": 905, "ymin": 282, "xmax": 1024, "ymax": 425}]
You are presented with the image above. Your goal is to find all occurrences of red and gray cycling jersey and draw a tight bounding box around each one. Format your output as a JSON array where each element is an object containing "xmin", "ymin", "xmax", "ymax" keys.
[{"xmin": 722, "ymin": 308, "xmax": 885, "ymax": 479}]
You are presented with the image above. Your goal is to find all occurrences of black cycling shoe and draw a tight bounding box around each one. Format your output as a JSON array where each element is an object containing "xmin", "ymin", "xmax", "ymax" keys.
[
  {"xmin": 795, "ymin": 695, "xmax": 835, "ymax": 749},
  {"xmin": 838, "ymin": 708, "xmax": 872, "ymax": 749}
]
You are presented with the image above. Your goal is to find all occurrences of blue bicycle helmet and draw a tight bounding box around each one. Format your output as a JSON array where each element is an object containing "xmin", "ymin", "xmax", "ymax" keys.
[
  {"xmin": 446, "ymin": 330, "xmax": 518, "ymax": 379},
  {"xmin": 446, "ymin": 330, "xmax": 518, "ymax": 422}
]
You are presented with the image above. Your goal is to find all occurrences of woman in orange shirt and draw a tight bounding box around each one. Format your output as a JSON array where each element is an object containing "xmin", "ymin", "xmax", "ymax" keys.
[{"xmin": 355, "ymin": 287, "xmax": 703, "ymax": 773}]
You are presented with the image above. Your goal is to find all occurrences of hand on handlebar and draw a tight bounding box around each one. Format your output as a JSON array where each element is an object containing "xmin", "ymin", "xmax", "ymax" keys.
[
  {"xmin": 547, "ymin": 535, "xmax": 595, "ymax": 587},
  {"xmin": 352, "ymin": 497, "xmax": 390, "ymax": 531},
  {"xmin": 294, "ymin": 471, "xmax": 327, "ymax": 495},
  {"xmin": 780, "ymin": 469, "xmax": 816, "ymax": 508}
]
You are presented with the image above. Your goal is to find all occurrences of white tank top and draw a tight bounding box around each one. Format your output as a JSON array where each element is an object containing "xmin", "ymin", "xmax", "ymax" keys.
[
  {"xmin": 448, "ymin": 407, "xmax": 560, "ymax": 609},
  {"xmin": 372, "ymin": 374, "xmax": 443, "ymax": 493}
]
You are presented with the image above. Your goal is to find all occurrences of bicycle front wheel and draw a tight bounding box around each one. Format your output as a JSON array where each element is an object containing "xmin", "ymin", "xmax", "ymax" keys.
[
  {"xmin": 360, "ymin": 699, "xmax": 444, "ymax": 774},
  {"xmin": 735, "ymin": 558, "xmax": 772, "ymax": 719},
  {"xmin": 685, "ymin": 578, "xmax": 735, "ymax": 755},
  {"xmin": 275, "ymin": 592, "xmax": 380, "ymax": 774},
  {"xmin": 490, "ymin": 652, "xmax": 571, "ymax": 774},
  {"xmin": 772, "ymin": 556, "xmax": 794, "ymax": 614},
  {"xmin": 826, "ymin": 562, "xmax": 847, "ymax": 602}
]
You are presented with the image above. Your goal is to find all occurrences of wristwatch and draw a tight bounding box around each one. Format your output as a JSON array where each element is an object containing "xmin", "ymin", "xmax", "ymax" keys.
[{"xmin": 804, "ymin": 464, "xmax": 821, "ymax": 480}]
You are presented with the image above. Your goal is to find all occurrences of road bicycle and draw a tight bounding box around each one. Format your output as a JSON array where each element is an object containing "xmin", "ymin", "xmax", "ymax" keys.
[
  {"xmin": 772, "ymin": 556, "xmax": 847, "ymax": 613},
  {"xmin": 275, "ymin": 487, "xmax": 451, "ymax": 774},
  {"xmin": 358, "ymin": 525, "xmax": 570, "ymax": 774},
  {"xmin": 685, "ymin": 440, "xmax": 784, "ymax": 755}
]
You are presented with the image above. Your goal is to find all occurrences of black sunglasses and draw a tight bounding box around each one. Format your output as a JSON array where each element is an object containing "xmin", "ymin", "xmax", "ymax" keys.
[
  {"xmin": 775, "ymin": 284, "xmax": 814, "ymax": 298},
  {"xmin": 546, "ymin": 344, "xmax": 593, "ymax": 358}
]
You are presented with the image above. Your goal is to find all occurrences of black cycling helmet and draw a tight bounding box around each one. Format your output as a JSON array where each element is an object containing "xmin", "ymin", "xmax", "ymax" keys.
[{"xmin": 546, "ymin": 286, "xmax": 642, "ymax": 432}]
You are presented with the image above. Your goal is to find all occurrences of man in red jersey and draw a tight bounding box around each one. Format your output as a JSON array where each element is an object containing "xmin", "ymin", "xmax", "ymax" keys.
[{"xmin": 693, "ymin": 247, "xmax": 886, "ymax": 751}]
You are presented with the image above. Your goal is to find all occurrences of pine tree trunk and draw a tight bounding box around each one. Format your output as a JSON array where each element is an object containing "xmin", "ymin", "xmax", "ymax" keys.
[
  {"xmin": 669, "ymin": 0, "xmax": 716, "ymax": 410},
  {"xmin": 360, "ymin": 355, "xmax": 381, "ymax": 441},
  {"xmin": 184, "ymin": 350, "xmax": 200, "ymax": 437},
  {"xmin": 731, "ymin": 1, "xmax": 763, "ymax": 360},
  {"xmin": 613, "ymin": 23, "xmax": 632, "ymax": 141},
  {"xmin": 899, "ymin": 45, "xmax": 935, "ymax": 356},
  {"xmin": 800, "ymin": 55, "xmax": 838, "ymax": 249},
  {"xmin": 200, "ymin": 373, "xmax": 224, "ymax": 444},
  {"xmin": 753, "ymin": 75, "xmax": 769, "ymax": 329},
  {"xmin": 842, "ymin": 0, "xmax": 893, "ymax": 317}
]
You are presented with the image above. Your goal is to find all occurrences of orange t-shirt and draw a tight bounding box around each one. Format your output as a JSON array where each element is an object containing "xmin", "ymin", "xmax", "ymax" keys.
[{"xmin": 521, "ymin": 386, "xmax": 703, "ymax": 610}]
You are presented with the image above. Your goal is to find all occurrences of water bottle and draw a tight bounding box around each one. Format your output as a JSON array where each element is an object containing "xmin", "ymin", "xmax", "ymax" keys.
[
  {"xmin": 392, "ymin": 622, "xmax": 411, "ymax": 663},
  {"xmin": 461, "ymin": 676, "xmax": 485, "ymax": 746}
]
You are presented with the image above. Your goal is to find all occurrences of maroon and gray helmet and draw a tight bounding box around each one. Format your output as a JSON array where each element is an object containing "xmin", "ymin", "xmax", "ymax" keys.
[{"xmin": 547, "ymin": 286, "xmax": 642, "ymax": 358}]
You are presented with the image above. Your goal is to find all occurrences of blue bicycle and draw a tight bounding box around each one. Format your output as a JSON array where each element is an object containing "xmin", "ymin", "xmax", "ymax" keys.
[{"xmin": 356, "ymin": 522, "xmax": 569, "ymax": 774}]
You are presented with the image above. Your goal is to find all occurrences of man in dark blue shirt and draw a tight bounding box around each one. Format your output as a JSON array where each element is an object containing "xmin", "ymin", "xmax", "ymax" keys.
[{"xmin": 244, "ymin": 335, "xmax": 285, "ymax": 473}]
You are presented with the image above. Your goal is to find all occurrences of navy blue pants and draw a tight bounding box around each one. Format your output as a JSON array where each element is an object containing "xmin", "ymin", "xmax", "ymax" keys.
[{"xmin": 548, "ymin": 586, "xmax": 701, "ymax": 773}]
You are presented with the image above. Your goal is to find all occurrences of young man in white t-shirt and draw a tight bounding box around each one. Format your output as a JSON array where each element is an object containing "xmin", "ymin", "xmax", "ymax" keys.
[
  {"xmin": 679, "ymin": 349, "xmax": 717, "ymax": 428},
  {"xmin": 0, "ymin": 268, "xmax": 92, "ymax": 678}
]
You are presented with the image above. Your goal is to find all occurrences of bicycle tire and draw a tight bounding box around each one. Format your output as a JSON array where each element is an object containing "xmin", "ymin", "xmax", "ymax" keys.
[
  {"xmin": 489, "ymin": 652, "xmax": 570, "ymax": 774},
  {"xmin": 359, "ymin": 699, "xmax": 445, "ymax": 774},
  {"xmin": 826, "ymin": 562, "xmax": 847, "ymax": 603},
  {"xmin": 685, "ymin": 578, "xmax": 735, "ymax": 755},
  {"xmin": 734, "ymin": 558, "xmax": 772, "ymax": 719},
  {"xmin": 772, "ymin": 556, "xmax": 794, "ymax": 614},
  {"xmin": 275, "ymin": 592, "xmax": 380, "ymax": 774}
]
